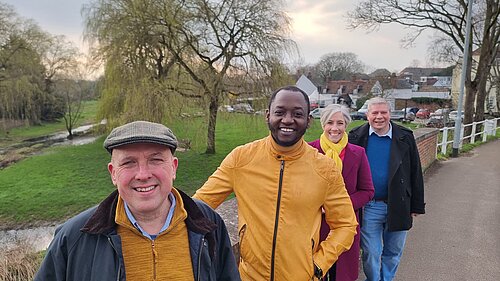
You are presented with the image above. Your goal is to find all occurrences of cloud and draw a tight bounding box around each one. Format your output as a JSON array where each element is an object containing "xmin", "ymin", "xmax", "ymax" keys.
[
  {"xmin": 285, "ymin": 0, "xmax": 433, "ymax": 71},
  {"xmin": 5, "ymin": 0, "xmax": 436, "ymax": 72}
]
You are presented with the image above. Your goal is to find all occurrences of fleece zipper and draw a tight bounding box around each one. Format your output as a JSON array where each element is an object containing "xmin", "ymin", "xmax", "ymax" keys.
[
  {"xmin": 151, "ymin": 240, "xmax": 158, "ymax": 280},
  {"xmin": 270, "ymin": 159, "xmax": 285, "ymax": 281}
]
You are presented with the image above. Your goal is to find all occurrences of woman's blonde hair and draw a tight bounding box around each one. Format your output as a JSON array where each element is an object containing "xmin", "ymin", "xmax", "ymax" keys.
[{"xmin": 320, "ymin": 104, "xmax": 351, "ymax": 128}]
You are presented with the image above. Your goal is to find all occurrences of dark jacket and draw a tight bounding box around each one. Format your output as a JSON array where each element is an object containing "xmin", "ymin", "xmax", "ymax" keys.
[
  {"xmin": 348, "ymin": 122, "xmax": 425, "ymax": 231},
  {"xmin": 34, "ymin": 189, "xmax": 240, "ymax": 281}
]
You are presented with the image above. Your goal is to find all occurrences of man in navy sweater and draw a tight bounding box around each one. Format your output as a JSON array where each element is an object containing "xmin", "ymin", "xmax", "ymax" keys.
[{"xmin": 348, "ymin": 97, "xmax": 425, "ymax": 281}]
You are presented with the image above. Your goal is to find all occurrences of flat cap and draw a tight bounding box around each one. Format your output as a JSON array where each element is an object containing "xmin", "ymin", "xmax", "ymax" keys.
[{"xmin": 103, "ymin": 121, "xmax": 177, "ymax": 153}]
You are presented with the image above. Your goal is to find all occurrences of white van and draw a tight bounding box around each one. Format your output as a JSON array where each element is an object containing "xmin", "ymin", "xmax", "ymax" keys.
[{"xmin": 358, "ymin": 101, "xmax": 369, "ymax": 114}]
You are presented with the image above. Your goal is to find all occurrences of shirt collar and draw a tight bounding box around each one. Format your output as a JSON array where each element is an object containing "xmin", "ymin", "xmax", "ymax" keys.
[
  {"xmin": 369, "ymin": 122, "xmax": 393, "ymax": 139},
  {"xmin": 124, "ymin": 192, "xmax": 176, "ymax": 240}
]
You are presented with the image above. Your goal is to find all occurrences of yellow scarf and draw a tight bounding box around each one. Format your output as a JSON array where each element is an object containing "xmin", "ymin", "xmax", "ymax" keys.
[{"xmin": 319, "ymin": 132, "xmax": 348, "ymax": 171}]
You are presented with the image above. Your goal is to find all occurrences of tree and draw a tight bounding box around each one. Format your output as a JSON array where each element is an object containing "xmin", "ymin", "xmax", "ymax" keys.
[
  {"xmin": 83, "ymin": 0, "xmax": 296, "ymax": 153},
  {"xmin": 0, "ymin": 3, "xmax": 83, "ymax": 129},
  {"xmin": 0, "ymin": 33, "xmax": 46, "ymax": 125},
  {"xmin": 487, "ymin": 57, "xmax": 500, "ymax": 114},
  {"xmin": 315, "ymin": 52, "xmax": 365, "ymax": 82},
  {"xmin": 347, "ymin": 0, "xmax": 500, "ymax": 128}
]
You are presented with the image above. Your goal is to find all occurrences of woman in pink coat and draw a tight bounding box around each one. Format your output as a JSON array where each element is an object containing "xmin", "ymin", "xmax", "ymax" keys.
[{"xmin": 309, "ymin": 104, "xmax": 374, "ymax": 281}]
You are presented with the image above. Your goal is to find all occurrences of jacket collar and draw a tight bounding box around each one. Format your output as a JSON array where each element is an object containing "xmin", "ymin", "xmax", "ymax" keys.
[
  {"xmin": 81, "ymin": 188, "xmax": 216, "ymax": 236},
  {"xmin": 266, "ymin": 134, "xmax": 307, "ymax": 161}
]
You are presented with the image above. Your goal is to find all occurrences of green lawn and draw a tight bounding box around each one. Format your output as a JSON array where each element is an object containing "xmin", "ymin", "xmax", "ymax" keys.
[{"xmin": 0, "ymin": 112, "xmax": 379, "ymax": 229}]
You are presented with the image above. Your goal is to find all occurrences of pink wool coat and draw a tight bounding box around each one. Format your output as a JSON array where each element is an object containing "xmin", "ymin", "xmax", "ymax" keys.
[{"xmin": 308, "ymin": 140, "xmax": 374, "ymax": 281}]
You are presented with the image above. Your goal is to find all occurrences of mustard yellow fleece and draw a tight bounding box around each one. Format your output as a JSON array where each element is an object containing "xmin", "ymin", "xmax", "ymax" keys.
[{"xmin": 194, "ymin": 135, "xmax": 357, "ymax": 280}]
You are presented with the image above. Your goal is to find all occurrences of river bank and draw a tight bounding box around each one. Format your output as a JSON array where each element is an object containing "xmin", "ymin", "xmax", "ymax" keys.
[{"xmin": 0, "ymin": 225, "xmax": 57, "ymax": 252}]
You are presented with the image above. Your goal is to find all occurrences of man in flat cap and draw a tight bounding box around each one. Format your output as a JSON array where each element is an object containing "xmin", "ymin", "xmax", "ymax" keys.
[{"xmin": 35, "ymin": 121, "xmax": 240, "ymax": 281}]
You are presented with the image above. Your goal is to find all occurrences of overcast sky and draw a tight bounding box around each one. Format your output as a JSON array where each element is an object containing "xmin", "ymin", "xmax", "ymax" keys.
[{"xmin": 3, "ymin": 0, "xmax": 439, "ymax": 73}]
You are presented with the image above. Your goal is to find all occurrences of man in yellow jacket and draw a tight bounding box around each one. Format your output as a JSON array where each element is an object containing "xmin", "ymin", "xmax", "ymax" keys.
[{"xmin": 193, "ymin": 86, "xmax": 358, "ymax": 280}]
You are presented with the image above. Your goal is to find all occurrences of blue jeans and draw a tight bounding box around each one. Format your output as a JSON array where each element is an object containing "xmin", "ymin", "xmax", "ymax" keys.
[{"xmin": 361, "ymin": 200, "xmax": 408, "ymax": 281}]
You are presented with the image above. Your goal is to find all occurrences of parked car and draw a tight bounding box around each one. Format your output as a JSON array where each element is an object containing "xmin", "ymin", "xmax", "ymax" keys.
[
  {"xmin": 449, "ymin": 110, "xmax": 464, "ymax": 121},
  {"xmin": 416, "ymin": 108, "xmax": 431, "ymax": 119},
  {"xmin": 219, "ymin": 105, "xmax": 234, "ymax": 113},
  {"xmin": 406, "ymin": 112, "xmax": 416, "ymax": 121},
  {"xmin": 232, "ymin": 103, "xmax": 254, "ymax": 113},
  {"xmin": 350, "ymin": 110, "xmax": 367, "ymax": 120},
  {"xmin": 425, "ymin": 116, "xmax": 445, "ymax": 128},
  {"xmin": 309, "ymin": 108, "xmax": 324, "ymax": 119},
  {"xmin": 401, "ymin": 107, "xmax": 419, "ymax": 115},
  {"xmin": 430, "ymin": 108, "xmax": 451, "ymax": 118},
  {"xmin": 310, "ymin": 102, "xmax": 319, "ymax": 110},
  {"xmin": 390, "ymin": 110, "xmax": 415, "ymax": 122}
]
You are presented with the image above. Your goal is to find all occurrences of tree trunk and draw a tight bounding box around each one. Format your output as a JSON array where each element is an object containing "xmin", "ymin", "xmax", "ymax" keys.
[
  {"xmin": 205, "ymin": 93, "xmax": 219, "ymax": 154},
  {"xmin": 463, "ymin": 82, "xmax": 476, "ymax": 140}
]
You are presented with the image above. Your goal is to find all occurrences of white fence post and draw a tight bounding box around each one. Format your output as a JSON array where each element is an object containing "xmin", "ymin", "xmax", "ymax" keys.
[
  {"xmin": 483, "ymin": 120, "xmax": 490, "ymax": 141},
  {"xmin": 460, "ymin": 126, "xmax": 464, "ymax": 148},
  {"xmin": 471, "ymin": 122, "xmax": 477, "ymax": 144},
  {"xmin": 441, "ymin": 128, "xmax": 448, "ymax": 154}
]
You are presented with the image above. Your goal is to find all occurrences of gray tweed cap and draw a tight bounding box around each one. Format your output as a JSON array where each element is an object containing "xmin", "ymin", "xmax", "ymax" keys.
[{"xmin": 103, "ymin": 121, "xmax": 178, "ymax": 153}]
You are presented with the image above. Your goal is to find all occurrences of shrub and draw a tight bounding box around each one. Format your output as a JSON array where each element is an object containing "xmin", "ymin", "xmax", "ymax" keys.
[{"xmin": 0, "ymin": 240, "xmax": 43, "ymax": 281}]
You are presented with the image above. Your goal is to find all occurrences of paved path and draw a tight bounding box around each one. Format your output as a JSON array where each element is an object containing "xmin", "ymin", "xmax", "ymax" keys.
[{"xmin": 357, "ymin": 139, "xmax": 500, "ymax": 280}]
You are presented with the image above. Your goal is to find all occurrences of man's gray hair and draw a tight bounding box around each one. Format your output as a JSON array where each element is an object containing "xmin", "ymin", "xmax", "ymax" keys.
[
  {"xmin": 367, "ymin": 97, "xmax": 391, "ymax": 112},
  {"xmin": 320, "ymin": 104, "xmax": 352, "ymax": 128}
]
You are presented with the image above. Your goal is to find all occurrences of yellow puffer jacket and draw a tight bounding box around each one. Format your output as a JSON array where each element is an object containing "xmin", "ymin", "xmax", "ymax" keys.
[{"xmin": 193, "ymin": 136, "xmax": 357, "ymax": 280}]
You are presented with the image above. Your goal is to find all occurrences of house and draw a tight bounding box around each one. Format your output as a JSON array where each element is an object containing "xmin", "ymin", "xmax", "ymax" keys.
[
  {"xmin": 296, "ymin": 74, "xmax": 319, "ymax": 105},
  {"xmin": 398, "ymin": 67, "xmax": 452, "ymax": 82},
  {"xmin": 368, "ymin": 67, "xmax": 452, "ymax": 110},
  {"xmin": 420, "ymin": 76, "xmax": 452, "ymax": 88},
  {"xmin": 296, "ymin": 74, "xmax": 336, "ymax": 108},
  {"xmin": 384, "ymin": 88, "xmax": 451, "ymax": 110},
  {"xmin": 326, "ymin": 78, "xmax": 382, "ymax": 108}
]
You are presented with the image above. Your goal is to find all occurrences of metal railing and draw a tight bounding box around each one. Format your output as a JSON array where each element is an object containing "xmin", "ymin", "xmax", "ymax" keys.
[{"xmin": 437, "ymin": 118, "xmax": 500, "ymax": 155}]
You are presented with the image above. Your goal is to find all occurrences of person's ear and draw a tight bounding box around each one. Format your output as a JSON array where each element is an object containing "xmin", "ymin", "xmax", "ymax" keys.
[
  {"xmin": 171, "ymin": 156, "xmax": 179, "ymax": 181},
  {"xmin": 108, "ymin": 162, "xmax": 117, "ymax": 186}
]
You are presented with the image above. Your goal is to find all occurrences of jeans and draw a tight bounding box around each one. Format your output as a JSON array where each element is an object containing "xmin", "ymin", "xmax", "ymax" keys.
[{"xmin": 361, "ymin": 200, "xmax": 408, "ymax": 281}]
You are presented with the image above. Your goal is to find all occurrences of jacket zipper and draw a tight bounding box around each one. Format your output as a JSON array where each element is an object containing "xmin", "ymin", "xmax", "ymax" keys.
[
  {"xmin": 197, "ymin": 237, "xmax": 205, "ymax": 281},
  {"xmin": 196, "ymin": 236, "xmax": 205, "ymax": 281},
  {"xmin": 311, "ymin": 239, "xmax": 315, "ymax": 281},
  {"xmin": 107, "ymin": 237, "xmax": 121, "ymax": 281},
  {"xmin": 270, "ymin": 160, "xmax": 285, "ymax": 281},
  {"xmin": 152, "ymin": 240, "xmax": 157, "ymax": 281}
]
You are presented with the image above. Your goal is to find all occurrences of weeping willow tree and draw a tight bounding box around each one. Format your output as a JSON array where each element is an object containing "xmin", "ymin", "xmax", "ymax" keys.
[
  {"xmin": 0, "ymin": 34, "xmax": 46, "ymax": 126},
  {"xmin": 83, "ymin": 0, "xmax": 296, "ymax": 153},
  {"xmin": 1, "ymin": 3, "xmax": 83, "ymax": 131},
  {"xmin": 1, "ymin": 3, "xmax": 45, "ymax": 127}
]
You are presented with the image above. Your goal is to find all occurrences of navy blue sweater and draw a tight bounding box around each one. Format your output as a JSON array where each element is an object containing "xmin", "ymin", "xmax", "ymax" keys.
[{"xmin": 366, "ymin": 134, "xmax": 391, "ymax": 200}]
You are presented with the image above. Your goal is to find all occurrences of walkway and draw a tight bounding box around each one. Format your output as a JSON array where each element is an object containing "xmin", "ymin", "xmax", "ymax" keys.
[{"xmin": 357, "ymin": 139, "xmax": 500, "ymax": 280}]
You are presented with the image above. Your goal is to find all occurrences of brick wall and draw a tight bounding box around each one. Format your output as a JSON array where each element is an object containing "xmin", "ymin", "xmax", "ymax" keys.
[{"xmin": 414, "ymin": 128, "xmax": 439, "ymax": 171}]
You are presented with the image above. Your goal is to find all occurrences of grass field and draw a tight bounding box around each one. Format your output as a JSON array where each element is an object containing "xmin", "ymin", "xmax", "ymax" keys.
[{"xmin": 0, "ymin": 109, "xmax": 371, "ymax": 229}]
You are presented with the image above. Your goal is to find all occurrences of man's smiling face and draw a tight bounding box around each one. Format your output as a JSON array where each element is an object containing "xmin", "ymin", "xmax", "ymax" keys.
[
  {"xmin": 108, "ymin": 143, "xmax": 178, "ymax": 218},
  {"xmin": 266, "ymin": 89, "xmax": 311, "ymax": 147}
]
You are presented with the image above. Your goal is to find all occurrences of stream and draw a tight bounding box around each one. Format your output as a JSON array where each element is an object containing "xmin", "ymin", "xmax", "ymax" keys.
[
  {"xmin": 0, "ymin": 226, "xmax": 57, "ymax": 252},
  {"xmin": 0, "ymin": 121, "xmax": 105, "ymax": 168}
]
